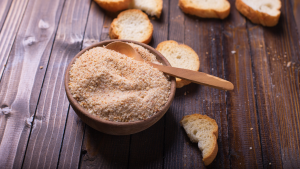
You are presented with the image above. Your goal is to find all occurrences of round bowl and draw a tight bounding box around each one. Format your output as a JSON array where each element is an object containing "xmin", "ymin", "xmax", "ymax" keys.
[{"xmin": 65, "ymin": 39, "xmax": 176, "ymax": 135}]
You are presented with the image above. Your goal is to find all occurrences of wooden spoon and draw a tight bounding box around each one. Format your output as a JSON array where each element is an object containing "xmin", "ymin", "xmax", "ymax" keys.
[{"xmin": 106, "ymin": 42, "xmax": 234, "ymax": 90}]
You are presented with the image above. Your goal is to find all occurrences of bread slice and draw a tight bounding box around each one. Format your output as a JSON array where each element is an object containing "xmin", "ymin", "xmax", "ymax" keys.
[
  {"xmin": 94, "ymin": 0, "xmax": 132, "ymax": 12},
  {"xmin": 178, "ymin": 0, "xmax": 230, "ymax": 19},
  {"xmin": 109, "ymin": 9, "xmax": 153, "ymax": 44},
  {"xmin": 236, "ymin": 0, "xmax": 281, "ymax": 27},
  {"xmin": 180, "ymin": 114, "xmax": 218, "ymax": 166},
  {"xmin": 130, "ymin": 0, "xmax": 163, "ymax": 18},
  {"xmin": 156, "ymin": 40, "xmax": 200, "ymax": 88}
]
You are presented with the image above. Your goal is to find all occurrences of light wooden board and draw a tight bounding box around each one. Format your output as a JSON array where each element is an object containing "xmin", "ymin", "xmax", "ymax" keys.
[
  {"xmin": 0, "ymin": 0, "xmax": 65, "ymax": 167},
  {"xmin": 21, "ymin": 0, "xmax": 91, "ymax": 168}
]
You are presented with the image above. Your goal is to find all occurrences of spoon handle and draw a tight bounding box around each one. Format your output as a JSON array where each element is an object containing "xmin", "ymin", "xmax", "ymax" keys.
[{"xmin": 148, "ymin": 63, "xmax": 234, "ymax": 90}]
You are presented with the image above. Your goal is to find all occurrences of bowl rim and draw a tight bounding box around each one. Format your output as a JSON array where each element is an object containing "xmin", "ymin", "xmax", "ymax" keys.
[{"xmin": 64, "ymin": 39, "xmax": 176, "ymax": 128}]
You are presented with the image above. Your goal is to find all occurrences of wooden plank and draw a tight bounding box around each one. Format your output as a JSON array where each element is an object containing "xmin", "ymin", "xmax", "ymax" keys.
[
  {"xmin": 163, "ymin": 1, "xmax": 187, "ymax": 168},
  {"xmin": 246, "ymin": 23, "xmax": 283, "ymax": 168},
  {"xmin": 82, "ymin": 1, "xmax": 105, "ymax": 49},
  {"xmin": 21, "ymin": 0, "xmax": 91, "ymax": 168},
  {"xmin": 222, "ymin": 0, "xmax": 264, "ymax": 168},
  {"xmin": 290, "ymin": 0, "xmax": 300, "ymax": 40},
  {"xmin": 191, "ymin": 20, "xmax": 230, "ymax": 169},
  {"xmin": 80, "ymin": 7, "xmax": 131, "ymax": 169},
  {"xmin": 81, "ymin": 127, "xmax": 130, "ymax": 169},
  {"xmin": 164, "ymin": 1, "xmax": 230, "ymax": 168},
  {"xmin": 0, "ymin": 0, "xmax": 29, "ymax": 79},
  {"xmin": 57, "ymin": 2, "xmax": 105, "ymax": 168},
  {"xmin": 57, "ymin": 108, "xmax": 85, "ymax": 169},
  {"xmin": 126, "ymin": 0, "xmax": 169, "ymax": 168},
  {"xmin": 0, "ymin": 0, "xmax": 13, "ymax": 32},
  {"xmin": 248, "ymin": 0, "xmax": 300, "ymax": 168},
  {"xmin": 0, "ymin": 0, "xmax": 65, "ymax": 167}
]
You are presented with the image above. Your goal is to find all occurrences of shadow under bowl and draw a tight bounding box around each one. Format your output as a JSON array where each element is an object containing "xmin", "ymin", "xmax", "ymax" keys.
[{"xmin": 64, "ymin": 39, "xmax": 176, "ymax": 135}]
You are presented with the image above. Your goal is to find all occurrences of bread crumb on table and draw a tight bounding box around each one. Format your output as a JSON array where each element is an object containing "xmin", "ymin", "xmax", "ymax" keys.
[{"xmin": 69, "ymin": 45, "xmax": 171, "ymax": 122}]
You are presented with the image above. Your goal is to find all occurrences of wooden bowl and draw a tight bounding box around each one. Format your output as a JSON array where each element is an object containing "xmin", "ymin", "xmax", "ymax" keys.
[{"xmin": 64, "ymin": 39, "xmax": 176, "ymax": 135}]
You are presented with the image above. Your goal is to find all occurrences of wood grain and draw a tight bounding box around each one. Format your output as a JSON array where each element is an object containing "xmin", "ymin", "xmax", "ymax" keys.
[
  {"xmin": 82, "ymin": 1, "xmax": 105, "ymax": 49},
  {"xmin": 163, "ymin": 2, "xmax": 187, "ymax": 169},
  {"xmin": 0, "ymin": 0, "xmax": 29, "ymax": 79},
  {"xmin": 57, "ymin": 2, "xmax": 105, "ymax": 169},
  {"xmin": 249, "ymin": 0, "xmax": 300, "ymax": 168},
  {"xmin": 0, "ymin": 0, "xmax": 65, "ymax": 168},
  {"xmin": 0, "ymin": 0, "xmax": 13, "ymax": 32},
  {"xmin": 57, "ymin": 108, "xmax": 85, "ymax": 169},
  {"xmin": 291, "ymin": 0, "xmax": 300, "ymax": 40},
  {"xmin": 184, "ymin": 14, "xmax": 230, "ymax": 169},
  {"xmin": 247, "ymin": 23, "xmax": 283, "ymax": 168},
  {"xmin": 164, "ymin": 1, "xmax": 230, "ymax": 168},
  {"xmin": 21, "ymin": 0, "xmax": 90, "ymax": 168},
  {"xmin": 222, "ymin": 0, "xmax": 264, "ymax": 168}
]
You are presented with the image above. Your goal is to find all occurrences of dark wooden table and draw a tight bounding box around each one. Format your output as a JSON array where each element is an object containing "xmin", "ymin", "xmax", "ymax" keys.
[{"xmin": 0, "ymin": 0, "xmax": 299, "ymax": 168}]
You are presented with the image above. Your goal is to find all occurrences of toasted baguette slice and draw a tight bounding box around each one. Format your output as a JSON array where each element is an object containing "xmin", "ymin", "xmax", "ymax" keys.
[
  {"xmin": 130, "ymin": 0, "xmax": 163, "ymax": 18},
  {"xmin": 109, "ymin": 9, "xmax": 153, "ymax": 44},
  {"xmin": 156, "ymin": 40, "xmax": 200, "ymax": 88},
  {"xmin": 180, "ymin": 114, "xmax": 218, "ymax": 166},
  {"xmin": 236, "ymin": 0, "xmax": 281, "ymax": 27},
  {"xmin": 94, "ymin": 0, "xmax": 132, "ymax": 12},
  {"xmin": 179, "ymin": 0, "xmax": 230, "ymax": 19}
]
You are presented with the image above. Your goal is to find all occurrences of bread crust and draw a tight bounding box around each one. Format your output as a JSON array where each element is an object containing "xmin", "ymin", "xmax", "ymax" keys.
[
  {"xmin": 109, "ymin": 9, "xmax": 153, "ymax": 44},
  {"xmin": 180, "ymin": 114, "xmax": 218, "ymax": 166},
  {"xmin": 156, "ymin": 40, "xmax": 200, "ymax": 88},
  {"xmin": 130, "ymin": 0, "xmax": 163, "ymax": 18},
  {"xmin": 155, "ymin": 0, "xmax": 163, "ymax": 18},
  {"xmin": 94, "ymin": 0, "xmax": 132, "ymax": 12},
  {"xmin": 235, "ymin": 0, "xmax": 281, "ymax": 27},
  {"xmin": 178, "ymin": 0, "xmax": 230, "ymax": 19}
]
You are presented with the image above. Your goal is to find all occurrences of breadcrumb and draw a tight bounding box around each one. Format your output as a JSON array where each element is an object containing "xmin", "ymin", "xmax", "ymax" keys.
[{"xmin": 69, "ymin": 45, "xmax": 171, "ymax": 122}]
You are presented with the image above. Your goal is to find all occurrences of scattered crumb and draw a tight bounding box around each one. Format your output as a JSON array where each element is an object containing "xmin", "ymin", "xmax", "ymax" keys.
[
  {"xmin": 184, "ymin": 155, "xmax": 187, "ymax": 158},
  {"xmin": 231, "ymin": 51, "xmax": 236, "ymax": 54},
  {"xmin": 250, "ymin": 128, "xmax": 253, "ymax": 130},
  {"xmin": 272, "ymin": 58, "xmax": 275, "ymax": 61},
  {"xmin": 206, "ymin": 52, "xmax": 208, "ymax": 54},
  {"xmin": 287, "ymin": 61, "xmax": 292, "ymax": 67},
  {"xmin": 40, "ymin": 66, "xmax": 43, "ymax": 69},
  {"xmin": 259, "ymin": 45, "xmax": 263, "ymax": 48},
  {"xmin": 212, "ymin": 38, "xmax": 215, "ymax": 41},
  {"xmin": 250, "ymin": 147, "xmax": 252, "ymax": 150},
  {"xmin": 267, "ymin": 52, "xmax": 270, "ymax": 54},
  {"xmin": 184, "ymin": 92, "xmax": 186, "ymax": 95},
  {"xmin": 284, "ymin": 55, "xmax": 287, "ymax": 58},
  {"xmin": 269, "ymin": 163, "xmax": 272, "ymax": 165}
]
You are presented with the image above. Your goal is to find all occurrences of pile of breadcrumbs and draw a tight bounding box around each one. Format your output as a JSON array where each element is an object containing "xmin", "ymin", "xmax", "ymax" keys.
[{"xmin": 68, "ymin": 43, "xmax": 171, "ymax": 122}]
